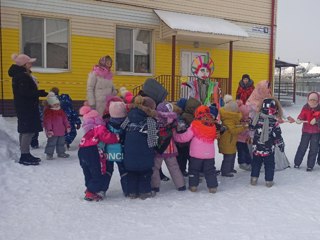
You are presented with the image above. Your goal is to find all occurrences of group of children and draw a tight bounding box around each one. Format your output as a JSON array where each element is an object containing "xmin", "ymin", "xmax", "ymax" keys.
[{"xmin": 34, "ymin": 77, "xmax": 320, "ymax": 202}]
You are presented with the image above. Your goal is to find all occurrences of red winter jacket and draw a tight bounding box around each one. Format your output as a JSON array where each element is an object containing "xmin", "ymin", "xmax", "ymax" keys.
[{"xmin": 298, "ymin": 104, "xmax": 320, "ymax": 134}]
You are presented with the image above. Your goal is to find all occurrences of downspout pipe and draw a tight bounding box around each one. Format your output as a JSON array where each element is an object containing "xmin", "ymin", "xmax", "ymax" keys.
[{"xmin": 269, "ymin": 0, "xmax": 276, "ymax": 92}]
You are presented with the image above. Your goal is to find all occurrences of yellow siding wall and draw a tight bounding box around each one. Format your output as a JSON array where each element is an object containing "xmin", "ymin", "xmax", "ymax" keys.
[
  {"xmin": 2, "ymin": 27, "xmax": 269, "ymax": 102},
  {"xmin": 2, "ymin": 28, "xmax": 151, "ymax": 101},
  {"xmin": 213, "ymin": 49, "xmax": 269, "ymax": 97}
]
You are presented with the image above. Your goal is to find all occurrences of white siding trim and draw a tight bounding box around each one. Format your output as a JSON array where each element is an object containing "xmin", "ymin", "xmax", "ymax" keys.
[{"xmin": 2, "ymin": 0, "xmax": 159, "ymax": 25}]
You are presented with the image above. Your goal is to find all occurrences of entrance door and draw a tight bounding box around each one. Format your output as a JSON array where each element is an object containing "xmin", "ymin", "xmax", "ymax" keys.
[{"xmin": 180, "ymin": 51, "xmax": 209, "ymax": 76}]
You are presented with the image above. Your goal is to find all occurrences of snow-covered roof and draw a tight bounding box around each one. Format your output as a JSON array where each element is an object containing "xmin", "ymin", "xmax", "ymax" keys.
[
  {"xmin": 154, "ymin": 10, "xmax": 249, "ymax": 38},
  {"xmin": 307, "ymin": 66, "xmax": 320, "ymax": 74}
]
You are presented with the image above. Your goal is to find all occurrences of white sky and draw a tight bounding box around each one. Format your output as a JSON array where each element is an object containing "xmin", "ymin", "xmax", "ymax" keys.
[{"xmin": 276, "ymin": 0, "xmax": 320, "ymax": 64}]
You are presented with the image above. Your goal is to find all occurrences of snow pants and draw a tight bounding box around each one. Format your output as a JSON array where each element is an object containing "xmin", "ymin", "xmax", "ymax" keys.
[
  {"xmin": 236, "ymin": 142, "xmax": 252, "ymax": 165},
  {"xmin": 127, "ymin": 169, "xmax": 153, "ymax": 195},
  {"xmin": 151, "ymin": 156, "xmax": 185, "ymax": 190},
  {"xmin": 189, "ymin": 157, "xmax": 218, "ymax": 188},
  {"xmin": 294, "ymin": 133, "xmax": 320, "ymax": 169},
  {"xmin": 251, "ymin": 153, "xmax": 275, "ymax": 182},
  {"xmin": 78, "ymin": 146, "xmax": 108, "ymax": 193}
]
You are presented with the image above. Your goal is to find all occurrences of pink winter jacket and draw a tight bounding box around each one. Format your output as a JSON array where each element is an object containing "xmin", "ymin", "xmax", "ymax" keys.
[
  {"xmin": 174, "ymin": 127, "xmax": 215, "ymax": 159},
  {"xmin": 79, "ymin": 125, "xmax": 118, "ymax": 147},
  {"xmin": 43, "ymin": 109, "xmax": 70, "ymax": 137}
]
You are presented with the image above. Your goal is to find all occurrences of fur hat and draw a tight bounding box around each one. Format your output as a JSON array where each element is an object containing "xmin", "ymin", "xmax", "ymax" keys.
[
  {"xmin": 79, "ymin": 102, "xmax": 105, "ymax": 133},
  {"xmin": 223, "ymin": 94, "xmax": 233, "ymax": 105},
  {"xmin": 109, "ymin": 101, "xmax": 127, "ymax": 118},
  {"xmin": 47, "ymin": 92, "xmax": 60, "ymax": 106},
  {"xmin": 224, "ymin": 100, "xmax": 239, "ymax": 112},
  {"xmin": 142, "ymin": 96, "xmax": 156, "ymax": 110},
  {"xmin": 11, "ymin": 53, "xmax": 36, "ymax": 66}
]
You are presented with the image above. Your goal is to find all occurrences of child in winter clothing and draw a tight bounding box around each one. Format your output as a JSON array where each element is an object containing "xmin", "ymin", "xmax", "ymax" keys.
[
  {"xmin": 294, "ymin": 92, "xmax": 320, "ymax": 171},
  {"xmin": 121, "ymin": 96, "xmax": 158, "ymax": 199},
  {"xmin": 51, "ymin": 87, "xmax": 81, "ymax": 149},
  {"xmin": 174, "ymin": 105, "xmax": 218, "ymax": 193},
  {"xmin": 43, "ymin": 92, "xmax": 71, "ymax": 160},
  {"xmin": 78, "ymin": 103, "xmax": 119, "ymax": 201},
  {"xmin": 236, "ymin": 74, "xmax": 255, "ymax": 104},
  {"xmin": 250, "ymin": 98, "xmax": 285, "ymax": 187},
  {"xmin": 175, "ymin": 97, "xmax": 201, "ymax": 175},
  {"xmin": 103, "ymin": 101, "xmax": 128, "ymax": 196},
  {"xmin": 151, "ymin": 102, "xmax": 186, "ymax": 193},
  {"xmin": 218, "ymin": 100, "xmax": 248, "ymax": 177}
]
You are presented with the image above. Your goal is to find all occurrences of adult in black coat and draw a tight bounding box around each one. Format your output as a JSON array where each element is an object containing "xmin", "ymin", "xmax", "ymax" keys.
[{"xmin": 8, "ymin": 53, "xmax": 48, "ymax": 165}]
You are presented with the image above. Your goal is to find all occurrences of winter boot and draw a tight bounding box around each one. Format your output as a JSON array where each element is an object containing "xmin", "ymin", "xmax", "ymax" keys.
[
  {"xmin": 57, "ymin": 153, "xmax": 70, "ymax": 158},
  {"xmin": 19, "ymin": 154, "xmax": 39, "ymax": 166},
  {"xmin": 189, "ymin": 186, "xmax": 197, "ymax": 192},
  {"xmin": 222, "ymin": 172, "xmax": 234, "ymax": 177},
  {"xmin": 208, "ymin": 187, "xmax": 217, "ymax": 193},
  {"xmin": 84, "ymin": 191, "xmax": 103, "ymax": 201},
  {"xmin": 127, "ymin": 193, "xmax": 138, "ymax": 199},
  {"xmin": 306, "ymin": 167, "xmax": 313, "ymax": 172},
  {"xmin": 46, "ymin": 154, "xmax": 54, "ymax": 160},
  {"xmin": 28, "ymin": 153, "xmax": 41, "ymax": 162},
  {"xmin": 265, "ymin": 181, "xmax": 274, "ymax": 188},
  {"xmin": 178, "ymin": 186, "xmax": 186, "ymax": 191},
  {"xmin": 239, "ymin": 163, "xmax": 251, "ymax": 171},
  {"xmin": 139, "ymin": 192, "xmax": 152, "ymax": 200},
  {"xmin": 250, "ymin": 177, "xmax": 258, "ymax": 186}
]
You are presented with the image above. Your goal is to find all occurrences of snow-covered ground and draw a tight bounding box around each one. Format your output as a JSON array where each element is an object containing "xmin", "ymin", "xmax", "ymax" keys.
[{"xmin": 1, "ymin": 96, "xmax": 320, "ymax": 240}]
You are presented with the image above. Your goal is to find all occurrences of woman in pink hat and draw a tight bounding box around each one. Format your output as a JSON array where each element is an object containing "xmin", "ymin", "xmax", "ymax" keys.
[{"xmin": 8, "ymin": 53, "xmax": 48, "ymax": 165}]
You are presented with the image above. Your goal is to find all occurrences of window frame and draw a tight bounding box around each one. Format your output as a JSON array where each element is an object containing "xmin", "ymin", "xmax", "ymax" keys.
[
  {"xmin": 21, "ymin": 15, "xmax": 71, "ymax": 73},
  {"xmin": 115, "ymin": 26, "xmax": 153, "ymax": 76}
]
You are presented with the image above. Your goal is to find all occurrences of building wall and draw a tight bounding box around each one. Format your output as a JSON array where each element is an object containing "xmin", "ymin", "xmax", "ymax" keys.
[{"xmin": 1, "ymin": 0, "xmax": 275, "ymax": 105}]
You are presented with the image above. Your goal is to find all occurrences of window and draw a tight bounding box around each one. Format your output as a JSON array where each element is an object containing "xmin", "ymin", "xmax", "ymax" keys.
[
  {"xmin": 116, "ymin": 28, "xmax": 152, "ymax": 74},
  {"xmin": 22, "ymin": 16, "xmax": 69, "ymax": 69}
]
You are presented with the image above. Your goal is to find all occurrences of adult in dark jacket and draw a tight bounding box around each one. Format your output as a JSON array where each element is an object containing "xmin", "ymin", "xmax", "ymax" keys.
[
  {"xmin": 236, "ymin": 74, "xmax": 254, "ymax": 104},
  {"xmin": 8, "ymin": 53, "xmax": 48, "ymax": 165}
]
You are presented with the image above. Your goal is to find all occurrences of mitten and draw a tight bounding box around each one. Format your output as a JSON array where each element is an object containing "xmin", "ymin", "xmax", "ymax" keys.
[
  {"xmin": 310, "ymin": 118, "xmax": 316, "ymax": 125},
  {"xmin": 47, "ymin": 130, "xmax": 54, "ymax": 138},
  {"xmin": 76, "ymin": 124, "xmax": 81, "ymax": 130}
]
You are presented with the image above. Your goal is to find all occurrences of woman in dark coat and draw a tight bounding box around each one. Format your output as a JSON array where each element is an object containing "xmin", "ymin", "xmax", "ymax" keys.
[{"xmin": 8, "ymin": 53, "xmax": 48, "ymax": 165}]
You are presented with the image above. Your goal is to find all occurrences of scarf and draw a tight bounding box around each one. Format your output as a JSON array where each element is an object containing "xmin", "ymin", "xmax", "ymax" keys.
[
  {"xmin": 92, "ymin": 65, "xmax": 113, "ymax": 80},
  {"xmin": 252, "ymin": 112, "xmax": 275, "ymax": 143},
  {"xmin": 191, "ymin": 120, "xmax": 216, "ymax": 142}
]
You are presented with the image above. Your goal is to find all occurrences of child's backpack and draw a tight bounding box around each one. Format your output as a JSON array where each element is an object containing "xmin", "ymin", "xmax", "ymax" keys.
[{"xmin": 105, "ymin": 124, "xmax": 124, "ymax": 162}]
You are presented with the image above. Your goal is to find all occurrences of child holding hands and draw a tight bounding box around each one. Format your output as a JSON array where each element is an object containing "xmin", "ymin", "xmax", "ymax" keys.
[
  {"xmin": 174, "ymin": 105, "xmax": 218, "ymax": 193},
  {"xmin": 78, "ymin": 103, "xmax": 119, "ymax": 201}
]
